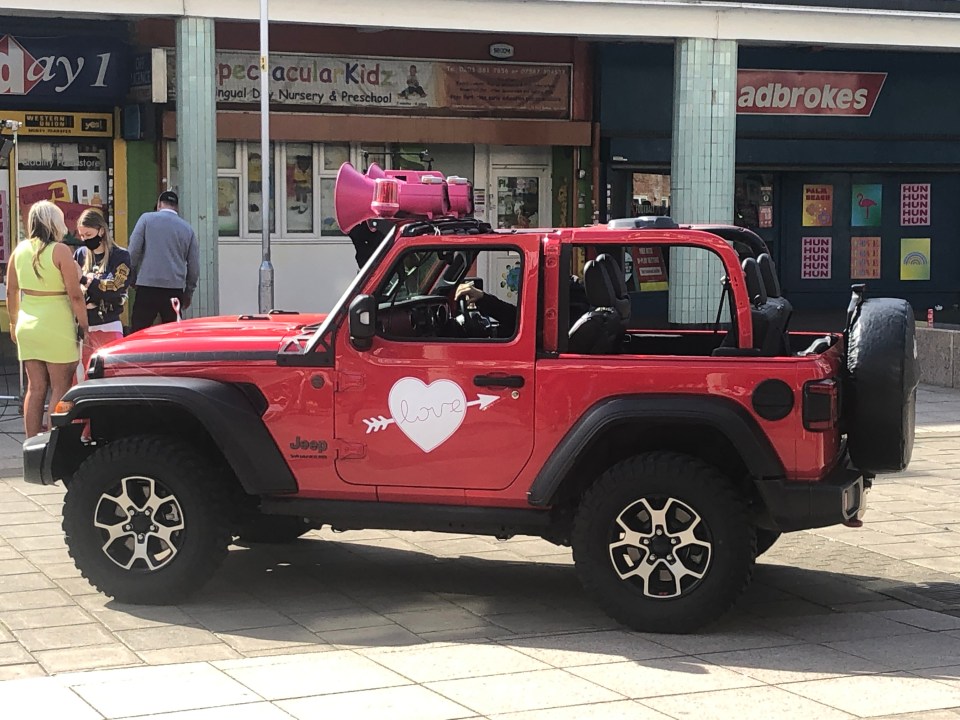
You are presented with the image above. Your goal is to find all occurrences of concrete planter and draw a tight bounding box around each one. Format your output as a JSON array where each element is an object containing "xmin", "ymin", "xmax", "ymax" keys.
[{"xmin": 915, "ymin": 325, "xmax": 960, "ymax": 388}]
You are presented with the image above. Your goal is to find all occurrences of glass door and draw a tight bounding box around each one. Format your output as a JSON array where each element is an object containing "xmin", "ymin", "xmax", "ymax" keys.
[{"xmin": 492, "ymin": 167, "xmax": 549, "ymax": 230}]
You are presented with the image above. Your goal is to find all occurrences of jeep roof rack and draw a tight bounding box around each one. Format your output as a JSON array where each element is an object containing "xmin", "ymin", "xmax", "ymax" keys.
[{"xmin": 607, "ymin": 216, "xmax": 680, "ymax": 230}]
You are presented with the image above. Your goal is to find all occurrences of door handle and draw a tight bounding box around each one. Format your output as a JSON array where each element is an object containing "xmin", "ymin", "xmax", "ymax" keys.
[{"xmin": 474, "ymin": 374, "xmax": 525, "ymax": 389}]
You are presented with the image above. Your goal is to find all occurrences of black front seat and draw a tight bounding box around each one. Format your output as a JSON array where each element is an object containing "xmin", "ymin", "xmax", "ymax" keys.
[{"xmin": 568, "ymin": 253, "xmax": 631, "ymax": 354}]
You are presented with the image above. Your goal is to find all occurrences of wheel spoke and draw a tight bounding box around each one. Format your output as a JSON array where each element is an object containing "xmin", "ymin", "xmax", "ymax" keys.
[
  {"xmin": 94, "ymin": 518, "xmax": 134, "ymax": 553},
  {"xmin": 125, "ymin": 539, "xmax": 160, "ymax": 571},
  {"xmin": 669, "ymin": 519, "xmax": 711, "ymax": 555},
  {"xmin": 150, "ymin": 518, "xmax": 184, "ymax": 555}
]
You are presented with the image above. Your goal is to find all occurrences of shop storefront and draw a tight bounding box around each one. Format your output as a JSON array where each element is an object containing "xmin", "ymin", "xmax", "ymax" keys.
[
  {"xmin": 0, "ymin": 28, "xmax": 129, "ymax": 327},
  {"xmin": 134, "ymin": 22, "xmax": 592, "ymax": 314},
  {"xmin": 599, "ymin": 43, "xmax": 960, "ymax": 318}
]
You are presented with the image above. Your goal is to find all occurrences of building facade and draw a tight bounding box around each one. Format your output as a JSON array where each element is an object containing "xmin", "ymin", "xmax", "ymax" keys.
[{"xmin": 3, "ymin": 1, "xmax": 960, "ymax": 321}]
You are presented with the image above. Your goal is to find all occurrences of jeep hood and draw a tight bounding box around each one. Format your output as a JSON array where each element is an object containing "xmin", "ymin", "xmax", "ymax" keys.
[{"xmin": 96, "ymin": 314, "xmax": 327, "ymax": 362}]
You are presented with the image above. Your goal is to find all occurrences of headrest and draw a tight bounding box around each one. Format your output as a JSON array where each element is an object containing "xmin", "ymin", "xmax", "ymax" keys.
[
  {"xmin": 757, "ymin": 253, "xmax": 781, "ymax": 298},
  {"xmin": 742, "ymin": 257, "xmax": 767, "ymax": 306},
  {"xmin": 584, "ymin": 253, "xmax": 631, "ymax": 320},
  {"xmin": 441, "ymin": 251, "xmax": 468, "ymax": 282}
]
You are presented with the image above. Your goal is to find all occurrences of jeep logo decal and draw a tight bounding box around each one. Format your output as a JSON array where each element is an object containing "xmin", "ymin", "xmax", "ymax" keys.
[{"xmin": 288, "ymin": 436, "xmax": 328, "ymax": 455}]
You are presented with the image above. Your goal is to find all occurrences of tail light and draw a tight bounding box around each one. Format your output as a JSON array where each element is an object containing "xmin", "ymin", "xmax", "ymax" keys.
[{"xmin": 803, "ymin": 378, "xmax": 838, "ymax": 431}]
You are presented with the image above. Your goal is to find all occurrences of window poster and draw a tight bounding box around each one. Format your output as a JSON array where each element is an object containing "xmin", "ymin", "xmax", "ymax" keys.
[
  {"xmin": 900, "ymin": 184, "xmax": 931, "ymax": 226},
  {"xmin": 900, "ymin": 238, "xmax": 931, "ymax": 281},
  {"xmin": 802, "ymin": 184, "xmax": 833, "ymax": 227},
  {"xmin": 217, "ymin": 178, "xmax": 240, "ymax": 236},
  {"xmin": 851, "ymin": 184, "xmax": 882, "ymax": 227},
  {"xmin": 850, "ymin": 236, "xmax": 881, "ymax": 279},
  {"xmin": 496, "ymin": 176, "xmax": 539, "ymax": 229},
  {"xmin": 801, "ymin": 236, "xmax": 832, "ymax": 279}
]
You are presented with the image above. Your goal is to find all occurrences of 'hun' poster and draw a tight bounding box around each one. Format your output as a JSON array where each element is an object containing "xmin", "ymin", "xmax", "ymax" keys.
[
  {"xmin": 900, "ymin": 183, "xmax": 930, "ymax": 226},
  {"xmin": 801, "ymin": 236, "xmax": 832, "ymax": 279}
]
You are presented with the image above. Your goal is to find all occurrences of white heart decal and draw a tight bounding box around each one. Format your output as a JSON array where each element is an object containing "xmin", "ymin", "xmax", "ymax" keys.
[{"xmin": 388, "ymin": 377, "xmax": 467, "ymax": 453}]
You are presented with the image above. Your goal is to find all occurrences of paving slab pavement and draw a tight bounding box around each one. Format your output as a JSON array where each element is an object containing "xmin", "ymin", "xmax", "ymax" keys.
[{"xmin": 0, "ymin": 385, "xmax": 958, "ymax": 718}]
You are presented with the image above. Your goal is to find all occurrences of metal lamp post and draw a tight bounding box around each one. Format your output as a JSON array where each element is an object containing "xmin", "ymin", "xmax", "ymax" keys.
[{"xmin": 257, "ymin": 0, "xmax": 275, "ymax": 313}]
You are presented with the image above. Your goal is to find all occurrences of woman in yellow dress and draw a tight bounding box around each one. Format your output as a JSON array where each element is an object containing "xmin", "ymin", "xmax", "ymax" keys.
[{"xmin": 6, "ymin": 201, "xmax": 89, "ymax": 437}]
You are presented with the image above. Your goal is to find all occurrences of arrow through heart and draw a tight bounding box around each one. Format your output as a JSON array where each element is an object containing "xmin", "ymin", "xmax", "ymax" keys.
[{"xmin": 363, "ymin": 377, "xmax": 501, "ymax": 453}]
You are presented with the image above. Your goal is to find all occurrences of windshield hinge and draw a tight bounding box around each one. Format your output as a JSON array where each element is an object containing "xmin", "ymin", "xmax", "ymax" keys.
[
  {"xmin": 336, "ymin": 372, "xmax": 365, "ymax": 392},
  {"xmin": 335, "ymin": 440, "xmax": 366, "ymax": 460}
]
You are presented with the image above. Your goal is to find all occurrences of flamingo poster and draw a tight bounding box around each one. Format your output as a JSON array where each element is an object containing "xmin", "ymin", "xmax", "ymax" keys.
[{"xmin": 851, "ymin": 184, "xmax": 882, "ymax": 227}]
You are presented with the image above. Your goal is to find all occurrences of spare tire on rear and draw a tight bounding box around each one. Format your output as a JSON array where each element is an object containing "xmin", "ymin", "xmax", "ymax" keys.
[{"xmin": 845, "ymin": 297, "xmax": 919, "ymax": 474}]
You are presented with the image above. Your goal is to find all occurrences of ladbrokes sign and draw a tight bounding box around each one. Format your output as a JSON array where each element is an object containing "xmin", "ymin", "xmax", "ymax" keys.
[{"xmin": 737, "ymin": 70, "xmax": 886, "ymax": 117}]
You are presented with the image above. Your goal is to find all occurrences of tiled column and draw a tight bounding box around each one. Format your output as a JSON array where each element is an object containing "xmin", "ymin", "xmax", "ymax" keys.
[
  {"xmin": 176, "ymin": 17, "xmax": 219, "ymax": 317},
  {"xmin": 669, "ymin": 38, "xmax": 737, "ymax": 325}
]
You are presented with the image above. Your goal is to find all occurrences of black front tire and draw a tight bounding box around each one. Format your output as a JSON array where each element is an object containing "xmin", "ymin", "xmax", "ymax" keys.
[
  {"xmin": 571, "ymin": 452, "xmax": 756, "ymax": 634},
  {"xmin": 62, "ymin": 435, "xmax": 232, "ymax": 605}
]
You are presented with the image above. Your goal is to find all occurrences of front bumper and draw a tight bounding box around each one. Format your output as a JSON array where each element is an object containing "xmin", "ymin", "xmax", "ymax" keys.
[
  {"xmin": 23, "ymin": 430, "xmax": 56, "ymax": 485},
  {"xmin": 755, "ymin": 456, "xmax": 868, "ymax": 533}
]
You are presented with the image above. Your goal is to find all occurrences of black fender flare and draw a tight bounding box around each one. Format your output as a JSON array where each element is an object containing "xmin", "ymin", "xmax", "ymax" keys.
[
  {"xmin": 527, "ymin": 394, "xmax": 785, "ymax": 506},
  {"xmin": 54, "ymin": 377, "xmax": 297, "ymax": 495}
]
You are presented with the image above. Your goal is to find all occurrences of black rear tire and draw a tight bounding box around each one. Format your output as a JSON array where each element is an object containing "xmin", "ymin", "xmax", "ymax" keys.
[
  {"xmin": 62, "ymin": 435, "xmax": 232, "ymax": 605},
  {"xmin": 237, "ymin": 515, "xmax": 313, "ymax": 544},
  {"xmin": 845, "ymin": 297, "xmax": 919, "ymax": 474},
  {"xmin": 571, "ymin": 452, "xmax": 756, "ymax": 634}
]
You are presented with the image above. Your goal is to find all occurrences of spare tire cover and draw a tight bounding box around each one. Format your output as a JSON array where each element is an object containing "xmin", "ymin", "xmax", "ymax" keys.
[{"xmin": 845, "ymin": 298, "xmax": 919, "ymax": 474}]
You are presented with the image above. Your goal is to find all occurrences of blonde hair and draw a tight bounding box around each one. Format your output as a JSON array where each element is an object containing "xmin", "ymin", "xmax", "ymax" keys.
[
  {"xmin": 27, "ymin": 201, "xmax": 67, "ymax": 279},
  {"xmin": 77, "ymin": 208, "xmax": 114, "ymax": 273}
]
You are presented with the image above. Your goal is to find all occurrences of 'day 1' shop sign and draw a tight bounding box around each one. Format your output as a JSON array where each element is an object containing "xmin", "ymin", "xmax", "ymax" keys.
[{"xmin": 0, "ymin": 33, "xmax": 128, "ymax": 104}]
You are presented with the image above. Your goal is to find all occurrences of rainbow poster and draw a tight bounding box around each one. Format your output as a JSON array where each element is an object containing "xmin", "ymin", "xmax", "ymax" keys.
[{"xmin": 900, "ymin": 238, "xmax": 931, "ymax": 281}]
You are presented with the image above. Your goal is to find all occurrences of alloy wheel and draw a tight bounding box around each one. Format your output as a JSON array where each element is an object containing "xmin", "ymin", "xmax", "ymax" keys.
[
  {"xmin": 93, "ymin": 475, "xmax": 185, "ymax": 571},
  {"xmin": 607, "ymin": 496, "xmax": 713, "ymax": 598}
]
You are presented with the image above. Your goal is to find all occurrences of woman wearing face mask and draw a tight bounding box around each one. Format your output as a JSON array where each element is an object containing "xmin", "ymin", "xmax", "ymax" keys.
[
  {"xmin": 74, "ymin": 208, "xmax": 131, "ymax": 376},
  {"xmin": 6, "ymin": 201, "xmax": 89, "ymax": 437}
]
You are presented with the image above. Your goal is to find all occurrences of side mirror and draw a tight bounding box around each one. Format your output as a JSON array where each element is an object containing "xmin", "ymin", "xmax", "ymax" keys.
[{"xmin": 348, "ymin": 295, "xmax": 377, "ymax": 350}]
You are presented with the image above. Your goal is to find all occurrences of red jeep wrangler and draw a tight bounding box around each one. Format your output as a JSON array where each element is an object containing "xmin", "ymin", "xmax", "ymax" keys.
[{"xmin": 24, "ymin": 165, "xmax": 918, "ymax": 633}]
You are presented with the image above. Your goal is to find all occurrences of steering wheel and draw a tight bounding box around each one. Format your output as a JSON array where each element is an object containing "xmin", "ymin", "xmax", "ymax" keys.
[{"xmin": 456, "ymin": 293, "xmax": 491, "ymax": 338}]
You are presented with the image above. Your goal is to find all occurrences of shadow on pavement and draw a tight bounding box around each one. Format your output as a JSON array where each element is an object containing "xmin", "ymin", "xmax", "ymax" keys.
[{"xmin": 93, "ymin": 532, "xmax": 960, "ymax": 678}]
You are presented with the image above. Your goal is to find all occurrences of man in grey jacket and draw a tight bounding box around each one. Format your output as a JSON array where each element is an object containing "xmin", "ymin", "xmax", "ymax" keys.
[{"xmin": 128, "ymin": 191, "xmax": 200, "ymax": 332}]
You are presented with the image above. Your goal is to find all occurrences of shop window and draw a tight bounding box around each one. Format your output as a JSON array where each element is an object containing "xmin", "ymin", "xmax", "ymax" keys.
[
  {"xmin": 323, "ymin": 143, "xmax": 350, "ymax": 171},
  {"xmin": 217, "ymin": 177, "xmax": 240, "ymax": 236},
  {"xmin": 319, "ymin": 178, "xmax": 338, "ymax": 236},
  {"xmin": 285, "ymin": 143, "xmax": 314, "ymax": 234},
  {"xmin": 247, "ymin": 143, "xmax": 276, "ymax": 235},
  {"xmin": 216, "ymin": 142, "xmax": 238, "ymax": 170},
  {"xmin": 393, "ymin": 144, "xmax": 474, "ymax": 181},
  {"xmin": 735, "ymin": 173, "xmax": 774, "ymax": 229},
  {"xmin": 166, "ymin": 140, "xmax": 477, "ymax": 241},
  {"xmin": 360, "ymin": 144, "xmax": 388, "ymax": 172},
  {"xmin": 631, "ymin": 173, "xmax": 671, "ymax": 217},
  {"xmin": 497, "ymin": 176, "xmax": 540, "ymax": 229}
]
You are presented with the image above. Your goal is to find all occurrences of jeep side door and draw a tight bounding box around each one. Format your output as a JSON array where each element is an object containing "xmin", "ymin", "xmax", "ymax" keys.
[{"xmin": 333, "ymin": 236, "xmax": 539, "ymax": 493}]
